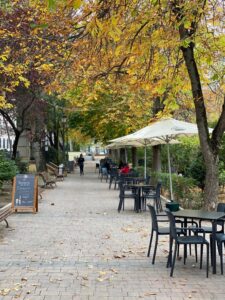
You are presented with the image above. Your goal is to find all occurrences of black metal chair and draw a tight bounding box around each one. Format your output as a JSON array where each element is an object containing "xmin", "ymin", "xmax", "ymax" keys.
[
  {"xmin": 147, "ymin": 205, "xmax": 187, "ymax": 264},
  {"xmin": 198, "ymin": 203, "xmax": 225, "ymax": 266},
  {"xmin": 142, "ymin": 182, "xmax": 162, "ymax": 212},
  {"xmin": 199, "ymin": 203, "xmax": 225, "ymax": 233},
  {"xmin": 213, "ymin": 233, "xmax": 225, "ymax": 274},
  {"xmin": 166, "ymin": 210, "xmax": 209, "ymax": 277},
  {"xmin": 109, "ymin": 168, "xmax": 119, "ymax": 189},
  {"xmin": 147, "ymin": 204, "xmax": 171, "ymax": 264},
  {"xmin": 118, "ymin": 181, "xmax": 137, "ymax": 212}
]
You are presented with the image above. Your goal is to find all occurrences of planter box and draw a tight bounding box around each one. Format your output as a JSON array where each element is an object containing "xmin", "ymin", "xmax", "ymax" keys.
[{"xmin": 166, "ymin": 202, "xmax": 180, "ymax": 212}]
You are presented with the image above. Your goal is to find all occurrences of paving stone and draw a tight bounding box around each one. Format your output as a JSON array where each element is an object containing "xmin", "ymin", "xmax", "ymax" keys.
[{"xmin": 0, "ymin": 161, "xmax": 224, "ymax": 299}]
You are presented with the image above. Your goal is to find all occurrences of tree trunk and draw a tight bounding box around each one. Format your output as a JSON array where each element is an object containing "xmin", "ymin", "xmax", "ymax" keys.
[
  {"xmin": 12, "ymin": 131, "xmax": 21, "ymax": 160},
  {"xmin": 131, "ymin": 147, "xmax": 137, "ymax": 168},
  {"xmin": 32, "ymin": 141, "xmax": 46, "ymax": 172},
  {"xmin": 152, "ymin": 145, "xmax": 161, "ymax": 172},
  {"xmin": 203, "ymin": 154, "xmax": 218, "ymax": 210},
  {"xmin": 178, "ymin": 24, "xmax": 220, "ymax": 210}
]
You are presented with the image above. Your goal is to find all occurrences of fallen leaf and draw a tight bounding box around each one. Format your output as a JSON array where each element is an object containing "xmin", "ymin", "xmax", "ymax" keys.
[
  {"xmin": 113, "ymin": 254, "xmax": 126, "ymax": 259},
  {"xmin": 122, "ymin": 249, "xmax": 134, "ymax": 254},
  {"xmin": 21, "ymin": 277, "xmax": 28, "ymax": 282},
  {"xmin": 109, "ymin": 268, "xmax": 118, "ymax": 274},
  {"xmin": 121, "ymin": 227, "xmax": 135, "ymax": 232},
  {"xmin": 0, "ymin": 288, "xmax": 11, "ymax": 296},
  {"xmin": 141, "ymin": 233, "xmax": 148, "ymax": 238},
  {"xmin": 144, "ymin": 292, "xmax": 157, "ymax": 296},
  {"xmin": 31, "ymin": 284, "xmax": 40, "ymax": 287},
  {"xmin": 97, "ymin": 277, "xmax": 110, "ymax": 282},
  {"xmin": 51, "ymin": 203, "xmax": 55, "ymax": 206},
  {"xmin": 82, "ymin": 276, "xmax": 88, "ymax": 281},
  {"xmin": 99, "ymin": 271, "xmax": 107, "ymax": 276},
  {"xmin": 103, "ymin": 235, "xmax": 111, "ymax": 239},
  {"xmin": 97, "ymin": 277, "xmax": 104, "ymax": 282}
]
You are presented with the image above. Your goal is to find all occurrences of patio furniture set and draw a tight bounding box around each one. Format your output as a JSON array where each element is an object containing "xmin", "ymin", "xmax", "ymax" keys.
[
  {"xmin": 148, "ymin": 203, "xmax": 225, "ymax": 277},
  {"xmin": 99, "ymin": 167, "xmax": 225, "ymax": 277}
]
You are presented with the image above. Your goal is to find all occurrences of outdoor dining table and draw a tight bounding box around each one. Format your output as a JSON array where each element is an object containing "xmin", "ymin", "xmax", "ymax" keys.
[
  {"xmin": 172, "ymin": 209, "xmax": 225, "ymax": 274},
  {"xmin": 128, "ymin": 183, "xmax": 155, "ymax": 212}
]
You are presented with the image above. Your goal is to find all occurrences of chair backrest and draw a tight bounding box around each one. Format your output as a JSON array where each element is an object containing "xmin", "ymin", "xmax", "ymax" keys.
[
  {"xmin": 217, "ymin": 203, "xmax": 225, "ymax": 212},
  {"xmin": 110, "ymin": 168, "xmax": 118, "ymax": 176},
  {"xmin": 165, "ymin": 209, "xmax": 178, "ymax": 241},
  {"xmin": 147, "ymin": 205, "xmax": 159, "ymax": 232}
]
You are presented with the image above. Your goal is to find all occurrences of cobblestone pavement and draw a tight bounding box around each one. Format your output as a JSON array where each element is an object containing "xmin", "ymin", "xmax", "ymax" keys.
[{"xmin": 0, "ymin": 161, "xmax": 225, "ymax": 300}]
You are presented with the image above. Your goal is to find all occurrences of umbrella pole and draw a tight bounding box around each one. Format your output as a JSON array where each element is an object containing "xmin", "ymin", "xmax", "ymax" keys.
[
  {"xmin": 167, "ymin": 143, "xmax": 173, "ymax": 201},
  {"xmin": 144, "ymin": 146, "xmax": 147, "ymax": 179},
  {"xmin": 125, "ymin": 147, "xmax": 127, "ymax": 163}
]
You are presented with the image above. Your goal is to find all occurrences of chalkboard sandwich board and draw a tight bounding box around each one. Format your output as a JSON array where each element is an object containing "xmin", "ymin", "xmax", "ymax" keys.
[{"xmin": 12, "ymin": 174, "xmax": 38, "ymax": 213}]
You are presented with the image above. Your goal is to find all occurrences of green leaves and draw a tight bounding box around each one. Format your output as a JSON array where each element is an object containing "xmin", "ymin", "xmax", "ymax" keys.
[
  {"xmin": 73, "ymin": 0, "xmax": 82, "ymax": 9},
  {"xmin": 47, "ymin": 0, "xmax": 82, "ymax": 10},
  {"xmin": 48, "ymin": 0, "xmax": 56, "ymax": 10},
  {"xmin": 30, "ymin": 23, "xmax": 48, "ymax": 29}
]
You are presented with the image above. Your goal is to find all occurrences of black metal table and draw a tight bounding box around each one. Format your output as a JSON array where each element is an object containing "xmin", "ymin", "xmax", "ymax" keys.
[
  {"xmin": 172, "ymin": 209, "xmax": 225, "ymax": 274},
  {"xmin": 129, "ymin": 184, "xmax": 155, "ymax": 212}
]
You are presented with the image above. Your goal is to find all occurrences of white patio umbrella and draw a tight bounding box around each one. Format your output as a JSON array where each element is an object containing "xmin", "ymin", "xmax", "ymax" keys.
[
  {"xmin": 111, "ymin": 118, "xmax": 213, "ymax": 200},
  {"xmin": 106, "ymin": 140, "xmax": 144, "ymax": 163},
  {"xmin": 110, "ymin": 134, "xmax": 179, "ymax": 180}
]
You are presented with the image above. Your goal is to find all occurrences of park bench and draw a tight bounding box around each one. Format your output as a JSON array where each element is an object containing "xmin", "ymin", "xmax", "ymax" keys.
[
  {"xmin": 46, "ymin": 163, "xmax": 64, "ymax": 181},
  {"xmin": 0, "ymin": 203, "xmax": 13, "ymax": 228},
  {"xmin": 39, "ymin": 172, "xmax": 57, "ymax": 189},
  {"xmin": 49, "ymin": 162, "xmax": 68, "ymax": 177}
]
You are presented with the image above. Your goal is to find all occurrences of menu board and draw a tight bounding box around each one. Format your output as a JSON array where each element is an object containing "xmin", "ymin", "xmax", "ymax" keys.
[{"xmin": 12, "ymin": 174, "xmax": 38, "ymax": 213}]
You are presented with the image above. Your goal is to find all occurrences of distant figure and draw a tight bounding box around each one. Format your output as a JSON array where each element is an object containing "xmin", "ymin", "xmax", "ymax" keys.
[
  {"xmin": 78, "ymin": 154, "xmax": 85, "ymax": 175},
  {"xmin": 120, "ymin": 163, "xmax": 130, "ymax": 174},
  {"xmin": 104, "ymin": 159, "xmax": 111, "ymax": 172}
]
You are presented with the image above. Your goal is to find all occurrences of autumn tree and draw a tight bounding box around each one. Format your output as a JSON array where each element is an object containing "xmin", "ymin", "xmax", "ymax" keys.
[
  {"xmin": 59, "ymin": 0, "xmax": 225, "ymax": 209},
  {"xmin": 0, "ymin": 1, "xmax": 74, "ymax": 160}
]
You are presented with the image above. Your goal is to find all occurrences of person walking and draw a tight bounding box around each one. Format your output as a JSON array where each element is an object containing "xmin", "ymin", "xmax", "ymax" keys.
[{"xmin": 78, "ymin": 154, "xmax": 85, "ymax": 175}]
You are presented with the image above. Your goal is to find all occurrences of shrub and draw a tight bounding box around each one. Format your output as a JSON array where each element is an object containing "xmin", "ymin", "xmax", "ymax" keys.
[
  {"xmin": 15, "ymin": 158, "xmax": 28, "ymax": 174},
  {"xmin": 0, "ymin": 152, "xmax": 18, "ymax": 182},
  {"xmin": 186, "ymin": 152, "xmax": 206, "ymax": 190},
  {"xmin": 152, "ymin": 172, "xmax": 203, "ymax": 209}
]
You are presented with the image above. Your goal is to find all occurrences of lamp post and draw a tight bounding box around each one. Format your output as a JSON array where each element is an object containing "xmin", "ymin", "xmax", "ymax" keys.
[{"xmin": 62, "ymin": 115, "xmax": 67, "ymax": 166}]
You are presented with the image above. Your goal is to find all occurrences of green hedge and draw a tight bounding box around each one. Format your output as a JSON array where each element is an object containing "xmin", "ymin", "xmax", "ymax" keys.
[{"xmin": 152, "ymin": 172, "xmax": 203, "ymax": 209}]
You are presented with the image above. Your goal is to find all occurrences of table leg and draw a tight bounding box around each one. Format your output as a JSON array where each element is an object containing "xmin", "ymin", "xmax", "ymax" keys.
[
  {"xmin": 137, "ymin": 188, "xmax": 141, "ymax": 212},
  {"xmin": 212, "ymin": 220, "xmax": 217, "ymax": 274}
]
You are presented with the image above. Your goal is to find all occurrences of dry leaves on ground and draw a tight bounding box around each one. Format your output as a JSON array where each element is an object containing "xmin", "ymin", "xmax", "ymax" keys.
[
  {"xmin": 144, "ymin": 292, "xmax": 157, "ymax": 296},
  {"xmin": 102, "ymin": 234, "xmax": 111, "ymax": 239},
  {"xmin": 113, "ymin": 254, "xmax": 126, "ymax": 259},
  {"xmin": 0, "ymin": 288, "xmax": 11, "ymax": 296},
  {"xmin": 121, "ymin": 226, "xmax": 136, "ymax": 233}
]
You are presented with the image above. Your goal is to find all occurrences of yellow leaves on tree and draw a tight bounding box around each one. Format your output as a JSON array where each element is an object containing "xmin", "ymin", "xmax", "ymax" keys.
[{"xmin": 0, "ymin": 1, "xmax": 75, "ymax": 104}]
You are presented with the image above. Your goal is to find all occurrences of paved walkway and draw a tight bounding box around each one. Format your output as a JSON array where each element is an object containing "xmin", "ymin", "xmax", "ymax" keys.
[{"xmin": 0, "ymin": 162, "xmax": 225, "ymax": 300}]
